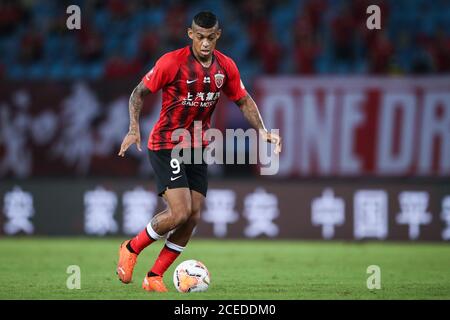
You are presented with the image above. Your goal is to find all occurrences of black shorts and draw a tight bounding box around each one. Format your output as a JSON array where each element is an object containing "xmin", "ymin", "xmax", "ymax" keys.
[{"xmin": 148, "ymin": 148, "xmax": 208, "ymax": 197}]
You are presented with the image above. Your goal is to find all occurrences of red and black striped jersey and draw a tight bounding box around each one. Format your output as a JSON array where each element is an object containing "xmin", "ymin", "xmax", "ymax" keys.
[{"xmin": 142, "ymin": 46, "xmax": 247, "ymax": 151}]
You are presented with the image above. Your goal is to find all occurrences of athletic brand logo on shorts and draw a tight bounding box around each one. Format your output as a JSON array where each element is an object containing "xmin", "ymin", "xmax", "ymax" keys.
[
  {"xmin": 171, "ymin": 175, "xmax": 182, "ymax": 181},
  {"xmin": 214, "ymin": 73, "xmax": 225, "ymax": 88}
]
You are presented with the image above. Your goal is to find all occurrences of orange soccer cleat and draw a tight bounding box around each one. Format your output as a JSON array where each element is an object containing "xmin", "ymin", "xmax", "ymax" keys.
[
  {"xmin": 116, "ymin": 240, "xmax": 137, "ymax": 284},
  {"xmin": 142, "ymin": 275, "xmax": 169, "ymax": 292}
]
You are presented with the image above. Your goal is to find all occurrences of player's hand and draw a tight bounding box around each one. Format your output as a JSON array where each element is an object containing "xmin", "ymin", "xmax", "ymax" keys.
[
  {"xmin": 118, "ymin": 131, "xmax": 142, "ymax": 157},
  {"xmin": 260, "ymin": 130, "xmax": 282, "ymax": 154}
]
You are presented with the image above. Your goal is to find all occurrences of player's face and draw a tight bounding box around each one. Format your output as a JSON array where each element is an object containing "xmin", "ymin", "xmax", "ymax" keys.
[{"xmin": 188, "ymin": 23, "xmax": 221, "ymax": 61}]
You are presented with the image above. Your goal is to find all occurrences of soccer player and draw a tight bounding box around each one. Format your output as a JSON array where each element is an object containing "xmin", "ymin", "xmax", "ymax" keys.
[{"xmin": 116, "ymin": 11, "xmax": 282, "ymax": 292}]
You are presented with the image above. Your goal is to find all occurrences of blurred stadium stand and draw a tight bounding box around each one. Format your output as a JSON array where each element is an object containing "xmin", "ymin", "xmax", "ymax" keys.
[{"xmin": 1, "ymin": 0, "xmax": 450, "ymax": 82}]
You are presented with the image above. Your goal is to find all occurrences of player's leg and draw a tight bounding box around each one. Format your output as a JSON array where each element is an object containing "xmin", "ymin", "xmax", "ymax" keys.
[
  {"xmin": 119, "ymin": 188, "xmax": 192, "ymax": 285},
  {"xmin": 149, "ymin": 187, "xmax": 193, "ymax": 234},
  {"xmin": 142, "ymin": 187, "xmax": 194, "ymax": 292},
  {"xmin": 162, "ymin": 148, "xmax": 207, "ymax": 250},
  {"xmin": 166, "ymin": 190, "xmax": 204, "ymax": 246},
  {"xmin": 117, "ymin": 209, "xmax": 164, "ymax": 284},
  {"xmin": 146, "ymin": 190, "xmax": 204, "ymax": 279},
  {"xmin": 117, "ymin": 149, "xmax": 190, "ymax": 284},
  {"xmin": 127, "ymin": 208, "xmax": 168, "ymax": 254},
  {"xmin": 142, "ymin": 152, "xmax": 208, "ymax": 291},
  {"xmin": 143, "ymin": 152, "xmax": 207, "ymax": 292},
  {"xmin": 117, "ymin": 207, "xmax": 168, "ymax": 284},
  {"xmin": 126, "ymin": 185, "xmax": 193, "ymax": 255}
]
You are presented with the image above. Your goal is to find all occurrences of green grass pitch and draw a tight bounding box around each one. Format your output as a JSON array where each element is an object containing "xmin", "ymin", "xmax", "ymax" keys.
[{"xmin": 0, "ymin": 238, "xmax": 449, "ymax": 300}]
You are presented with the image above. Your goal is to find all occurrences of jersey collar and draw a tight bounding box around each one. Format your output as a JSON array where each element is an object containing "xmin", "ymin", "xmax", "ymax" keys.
[{"xmin": 189, "ymin": 46, "xmax": 215, "ymax": 68}]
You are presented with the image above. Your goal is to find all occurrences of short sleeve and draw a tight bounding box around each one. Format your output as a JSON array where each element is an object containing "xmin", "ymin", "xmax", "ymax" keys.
[
  {"xmin": 142, "ymin": 53, "xmax": 178, "ymax": 93},
  {"xmin": 222, "ymin": 58, "xmax": 247, "ymax": 102}
]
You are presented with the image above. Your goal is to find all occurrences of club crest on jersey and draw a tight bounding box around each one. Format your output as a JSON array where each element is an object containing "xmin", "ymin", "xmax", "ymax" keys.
[{"xmin": 214, "ymin": 73, "xmax": 225, "ymax": 88}]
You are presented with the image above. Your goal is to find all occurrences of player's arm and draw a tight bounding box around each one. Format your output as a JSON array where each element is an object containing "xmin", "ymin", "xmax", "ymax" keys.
[
  {"xmin": 118, "ymin": 81, "xmax": 150, "ymax": 157},
  {"xmin": 236, "ymin": 94, "xmax": 282, "ymax": 154}
]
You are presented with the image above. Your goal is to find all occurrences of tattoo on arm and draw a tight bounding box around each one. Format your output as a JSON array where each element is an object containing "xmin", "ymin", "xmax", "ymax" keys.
[
  {"xmin": 128, "ymin": 81, "xmax": 150, "ymax": 134},
  {"xmin": 236, "ymin": 94, "xmax": 266, "ymax": 131}
]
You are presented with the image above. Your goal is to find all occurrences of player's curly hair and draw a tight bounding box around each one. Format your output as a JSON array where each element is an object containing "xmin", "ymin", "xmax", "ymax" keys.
[{"xmin": 193, "ymin": 11, "xmax": 218, "ymax": 28}]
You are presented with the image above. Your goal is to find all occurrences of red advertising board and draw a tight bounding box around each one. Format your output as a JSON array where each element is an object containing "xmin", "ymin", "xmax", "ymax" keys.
[
  {"xmin": 255, "ymin": 77, "xmax": 450, "ymax": 177},
  {"xmin": 1, "ymin": 77, "xmax": 449, "ymax": 177}
]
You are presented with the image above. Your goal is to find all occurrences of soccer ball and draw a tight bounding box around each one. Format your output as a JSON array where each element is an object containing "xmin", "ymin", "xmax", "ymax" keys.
[{"xmin": 173, "ymin": 259, "xmax": 210, "ymax": 293}]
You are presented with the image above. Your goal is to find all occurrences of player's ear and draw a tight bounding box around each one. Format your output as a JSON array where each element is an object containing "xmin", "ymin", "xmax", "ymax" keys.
[
  {"xmin": 216, "ymin": 28, "xmax": 222, "ymax": 40},
  {"xmin": 188, "ymin": 28, "xmax": 194, "ymax": 40}
]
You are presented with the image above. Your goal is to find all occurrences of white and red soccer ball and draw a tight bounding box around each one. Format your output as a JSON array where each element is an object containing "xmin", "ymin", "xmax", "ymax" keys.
[{"xmin": 173, "ymin": 260, "xmax": 210, "ymax": 293}]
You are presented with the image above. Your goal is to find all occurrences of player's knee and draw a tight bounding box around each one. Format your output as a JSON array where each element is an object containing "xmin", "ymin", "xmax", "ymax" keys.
[
  {"xmin": 189, "ymin": 209, "xmax": 201, "ymax": 226},
  {"xmin": 171, "ymin": 202, "xmax": 192, "ymax": 226}
]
